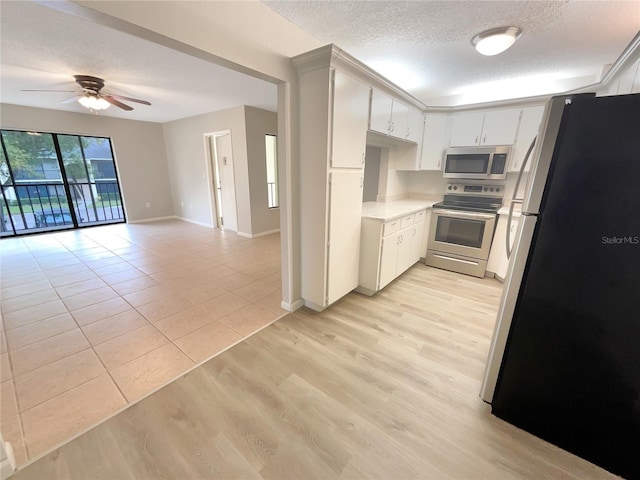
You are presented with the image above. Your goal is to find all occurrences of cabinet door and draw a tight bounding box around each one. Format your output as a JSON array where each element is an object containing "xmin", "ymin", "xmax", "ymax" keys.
[
  {"xmin": 369, "ymin": 89, "xmax": 393, "ymax": 134},
  {"xmin": 396, "ymin": 226, "xmax": 414, "ymax": 275},
  {"xmin": 449, "ymin": 112, "xmax": 484, "ymax": 146},
  {"xmin": 390, "ymin": 100, "xmax": 409, "ymax": 139},
  {"xmin": 405, "ymin": 107, "xmax": 424, "ymax": 143},
  {"xmin": 421, "ymin": 114, "xmax": 449, "ymax": 170},
  {"xmin": 510, "ymin": 105, "xmax": 544, "ymax": 172},
  {"xmin": 331, "ymin": 69, "xmax": 370, "ymax": 168},
  {"xmin": 379, "ymin": 234, "xmax": 400, "ymax": 290},
  {"xmin": 327, "ymin": 172, "xmax": 363, "ymax": 304},
  {"xmin": 481, "ymin": 109, "xmax": 520, "ymax": 145},
  {"xmin": 410, "ymin": 220, "xmax": 425, "ymax": 263}
]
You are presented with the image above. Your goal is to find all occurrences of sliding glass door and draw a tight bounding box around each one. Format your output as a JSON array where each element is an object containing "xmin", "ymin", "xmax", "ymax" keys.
[{"xmin": 0, "ymin": 130, "xmax": 125, "ymax": 237}]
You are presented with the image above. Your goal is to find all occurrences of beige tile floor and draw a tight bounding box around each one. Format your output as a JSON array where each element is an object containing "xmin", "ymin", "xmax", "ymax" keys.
[{"xmin": 0, "ymin": 219, "xmax": 285, "ymax": 465}]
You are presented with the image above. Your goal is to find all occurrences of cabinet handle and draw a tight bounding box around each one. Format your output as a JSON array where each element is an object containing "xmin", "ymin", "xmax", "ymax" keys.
[
  {"xmin": 362, "ymin": 152, "xmax": 365, "ymax": 164},
  {"xmin": 390, "ymin": 122, "xmax": 395, "ymax": 133},
  {"xmin": 483, "ymin": 135, "xmax": 487, "ymax": 144}
]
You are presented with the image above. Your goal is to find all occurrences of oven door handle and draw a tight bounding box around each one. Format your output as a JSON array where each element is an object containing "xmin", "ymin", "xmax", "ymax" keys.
[{"xmin": 433, "ymin": 209, "xmax": 496, "ymax": 221}]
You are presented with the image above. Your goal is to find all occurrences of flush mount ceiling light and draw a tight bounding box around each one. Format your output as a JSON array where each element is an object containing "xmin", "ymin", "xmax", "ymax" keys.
[
  {"xmin": 472, "ymin": 26, "xmax": 522, "ymax": 56},
  {"xmin": 78, "ymin": 94, "xmax": 110, "ymax": 111}
]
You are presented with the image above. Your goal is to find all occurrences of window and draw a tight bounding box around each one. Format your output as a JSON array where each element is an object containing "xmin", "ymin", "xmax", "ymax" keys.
[
  {"xmin": 265, "ymin": 134, "xmax": 278, "ymax": 209},
  {"xmin": 0, "ymin": 130, "xmax": 125, "ymax": 236}
]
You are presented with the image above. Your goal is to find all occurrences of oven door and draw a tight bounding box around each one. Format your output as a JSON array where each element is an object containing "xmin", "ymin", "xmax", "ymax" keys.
[{"xmin": 428, "ymin": 209, "xmax": 496, "ymax": 260}]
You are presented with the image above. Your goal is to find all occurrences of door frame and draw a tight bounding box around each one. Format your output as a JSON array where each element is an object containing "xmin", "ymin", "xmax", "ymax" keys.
[{"xmin": 203, "ymin": 130, "xmax": 237, "ymax": 230}]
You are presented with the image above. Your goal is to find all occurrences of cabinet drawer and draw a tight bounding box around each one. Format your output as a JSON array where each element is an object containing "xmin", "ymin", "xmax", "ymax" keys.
[
  {"xmin": 383, "ymin": 219, "xmax": 401, "ymax": 236},
  {"xmin": 400, "ymin": 214, "xmax": 415, "ymax": 229},
  {"xmin": 415, "ymin": 210, "xmax": 426, "ymax": 223}
]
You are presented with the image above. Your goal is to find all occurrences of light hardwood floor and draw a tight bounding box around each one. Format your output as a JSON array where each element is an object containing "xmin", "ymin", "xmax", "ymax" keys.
[{"xmin": 12, "ymin": 265, "xmax": 617, "ymax": 479}]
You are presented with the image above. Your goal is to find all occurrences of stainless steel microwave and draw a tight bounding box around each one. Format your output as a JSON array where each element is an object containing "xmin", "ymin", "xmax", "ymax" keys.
[{"xmin": 443, "ymin": 146, "xmax": 510, "ymax": 180}]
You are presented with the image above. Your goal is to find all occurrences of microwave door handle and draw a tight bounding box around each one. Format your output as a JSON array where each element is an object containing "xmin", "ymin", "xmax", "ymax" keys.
[{"xmin": 512, "ymin": 136, "xmax": 537, "ymax": 202}]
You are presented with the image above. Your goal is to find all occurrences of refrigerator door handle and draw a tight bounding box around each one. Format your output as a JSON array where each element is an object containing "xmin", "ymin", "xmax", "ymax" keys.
[
  {"xmin": 505, "ymin": 136, "xmax": 536, "ymax": 260},
  {"xmin": 512, "ymin": 136, "xmax": 537, "ymax": 204},
  {"xmin": 505, "ymin": 200, "xmax": 523, "ymax": 259}
]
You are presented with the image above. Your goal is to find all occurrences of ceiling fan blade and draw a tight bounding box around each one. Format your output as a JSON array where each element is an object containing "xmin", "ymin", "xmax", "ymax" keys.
[
  {"xmin": 102, "ymin": 95, "xmax": 133, "ymax": 111},
  {"xmin": 105, "ymin": 94, "xmax": 151, "ymax": 106},
  {"xmin": 61, "ymin": 95, "xmax": 81, "ymax": 104},
  {"xmin": 21, "ymin": 89, "xmax": 78, "ymax": 93}
]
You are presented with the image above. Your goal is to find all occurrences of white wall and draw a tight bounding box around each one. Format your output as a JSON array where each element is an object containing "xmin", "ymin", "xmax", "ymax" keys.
[
  {"xmin": 0, "ymin": 103, "xmax": 173, "ymax": 222},
  {"xmin": 162, "ymin": 106, "xmax": 247, "ymax": 228},
  {"xmin": 162, "ymin": 106, "xmax": 279, "ymax": 236},
  {"xmin": 363, "ymin": 146, "xmax": 381, "ymax": 202},
  {"xmin": 376, "ymin": 148, "xmax": 411, "ymax": 202},
  {"xmin": 244, "ymin": 106, "xmax": 280, "ymax": 235}
]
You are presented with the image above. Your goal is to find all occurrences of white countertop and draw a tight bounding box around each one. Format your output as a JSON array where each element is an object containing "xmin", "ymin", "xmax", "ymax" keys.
[{"xmin": 362, "ymin": 199, "xmax": 440, "ymax": 221}]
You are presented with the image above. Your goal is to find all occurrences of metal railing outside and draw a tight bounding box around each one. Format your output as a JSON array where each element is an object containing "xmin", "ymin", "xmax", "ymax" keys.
[{"xmin": 1, "ymin": 180, "xmax": 125, "ymax": 236}]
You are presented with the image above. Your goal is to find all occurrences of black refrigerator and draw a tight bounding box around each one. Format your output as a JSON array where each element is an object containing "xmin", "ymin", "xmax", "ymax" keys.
[{"xmin": 480, "ymin": 93, "xmax": 640, "ymax": 479}]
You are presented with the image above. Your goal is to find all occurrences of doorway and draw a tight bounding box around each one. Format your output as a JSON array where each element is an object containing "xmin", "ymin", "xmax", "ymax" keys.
[{"xmin": 206, "ymin": 131, "xmax": 238, "ymax": 232}]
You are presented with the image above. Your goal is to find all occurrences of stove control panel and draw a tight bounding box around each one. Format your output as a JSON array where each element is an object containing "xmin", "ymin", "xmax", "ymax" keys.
[{"xmin": 445, "ymin": 183, "xmax": 504, "ymax": 197}]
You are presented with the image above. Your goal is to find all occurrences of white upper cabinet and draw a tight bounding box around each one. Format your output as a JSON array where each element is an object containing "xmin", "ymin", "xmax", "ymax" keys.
[
  {"xmin": 449, "ymin": 112, "xmax": 485, "ymax": 146},
  {"xmin": 370, "ymin": 89, "xmax": 395, "ymax": 135},
  {"xmin": 510, "ymin": 105, "xmax": 545, "ymax": 172},
  {"xmin": 420, "ymin": 113, "xmax": 450, "ymax": 171},
  {"xmin": 406, "ymin": 106, "xmax": 425, "ymax": 143},
  {"xmin": 481, "ymin": 109, "xmax": 521, "ymax": 145},
  {"xmin": 390, "ymin": 101, "xmax": 409, "ymax": 139},
  {"xmin": 331, "ymin": 69, "xmax": 371, "ymax": 168},
  {"xmin": 369, "ymin": 88, "xmax": 418, "ymax": 141},
  {"xmin": 449, "ymin": 109, "xmax": 521, "ymax": 147}
]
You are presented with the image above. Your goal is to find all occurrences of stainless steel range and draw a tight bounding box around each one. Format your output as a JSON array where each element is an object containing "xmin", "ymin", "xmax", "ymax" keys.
[{"xmin": 426, "ymin": 183, "xmax": 504, "ymax": 277}]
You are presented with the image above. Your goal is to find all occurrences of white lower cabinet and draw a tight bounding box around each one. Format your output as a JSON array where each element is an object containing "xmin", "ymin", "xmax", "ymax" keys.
[{"xmin": 358, "ymin": 209, "xmax": 427, "ymax": 295}]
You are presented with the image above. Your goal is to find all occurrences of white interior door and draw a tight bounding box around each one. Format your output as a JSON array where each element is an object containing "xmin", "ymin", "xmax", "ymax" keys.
[{"xmin": 214, "ymin": 133, "xmax": 238, "ymax": 232}]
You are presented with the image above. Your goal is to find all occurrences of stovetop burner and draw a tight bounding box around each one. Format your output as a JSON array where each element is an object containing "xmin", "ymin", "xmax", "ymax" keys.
[
  {"xmin": 433, "ymin": 200, "xmax": 501, "ymax": 214},
  {"xmin": 434, "ymin": 183, "xmax": 504, "ymax": 214}
]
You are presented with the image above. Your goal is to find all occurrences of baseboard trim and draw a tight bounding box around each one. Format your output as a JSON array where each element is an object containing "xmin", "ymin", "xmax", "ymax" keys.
[
  {"xmin": 128, "ymin": 215, "xmax": 176, "ymax": 224},
  {"xmin": 281, "ymin": 298, "xmax": 304, "ymax": 312},
  {"xmin": 237, "ymin": 228, "xmax": 280, "ymax": 239},
  {"xmin": 303, "ymin": 299, "xmax": 327, "ymax": 312},
  {"xmin": 173, "ymin": 216, "xmax": 215, "ymax": 228}
]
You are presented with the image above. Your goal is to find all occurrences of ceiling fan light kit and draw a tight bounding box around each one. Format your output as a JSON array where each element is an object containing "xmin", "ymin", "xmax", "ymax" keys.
[
  {"xmin": 78, "ymin": 94, "xmax": 110, "ymax": 111},
  {"xmin": 472, "ymin": 26, "xmax": 522, "ymax": 56},
  {"xmin": 22, "ymin": 74, "xmax": 151, "ymax": 113}
]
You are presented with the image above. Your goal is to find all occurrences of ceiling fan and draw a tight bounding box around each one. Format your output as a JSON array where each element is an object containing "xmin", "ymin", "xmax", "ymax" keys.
[{"xmin": 22, "ymin": 75, "xmax": 151, "ymax": 111}]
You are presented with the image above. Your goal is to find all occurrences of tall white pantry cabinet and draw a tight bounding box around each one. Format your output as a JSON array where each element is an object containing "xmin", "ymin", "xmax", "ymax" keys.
[{"xmin": 293, "ymin": 46, "xmax": 370, "ymax": 311}]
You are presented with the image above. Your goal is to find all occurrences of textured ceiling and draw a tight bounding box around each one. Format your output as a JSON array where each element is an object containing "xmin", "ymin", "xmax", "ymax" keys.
[
  {"xmin": 0, "ymin": 1, "xmax": 278, "ymax": 123},
  {"xmin": 1, "ymin": 1, "xmax": 637, "ymax": 122},
  {"xmin": 263, "ymin": 0, "xmax": 640, "ymax": 105}
]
